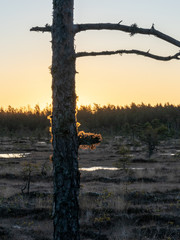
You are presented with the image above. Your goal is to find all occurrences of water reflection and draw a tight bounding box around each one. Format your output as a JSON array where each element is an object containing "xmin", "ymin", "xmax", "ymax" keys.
[
  {"xmin": 0, "ymin": 153, "xmax": 30, "ymax": 159},
  {"xmin": 80, "ymin": 167, "xmax": 119, "ymax": 171},
  {"xmin": 36, "ymin": 141, "xmax": 47, "ymax": 145},
  {"xmin": 160, "ymin": 153, "xmax": 175, "ymax": 156},
  {"xmin": 79, "ymin": 167, "xmax": 151, "ymax": 171}
]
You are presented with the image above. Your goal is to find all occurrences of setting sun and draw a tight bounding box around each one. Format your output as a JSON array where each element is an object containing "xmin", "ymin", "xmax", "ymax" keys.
[
  {"xmin": 0, "ymin": 1, "xmax": 180, "ymax": 240},
  {"xmin": 0, "ymin": 1, "xmax": 180, "ymax": 109}
]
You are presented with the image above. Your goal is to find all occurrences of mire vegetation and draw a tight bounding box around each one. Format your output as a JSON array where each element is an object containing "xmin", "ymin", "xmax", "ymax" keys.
[
  {"xmin": 0, "ymin": 103, "xmax": 180, "ymax": 239},
  {"xmin": 0, "ymin": 136, "xmax": 180, "ymax": 240}
]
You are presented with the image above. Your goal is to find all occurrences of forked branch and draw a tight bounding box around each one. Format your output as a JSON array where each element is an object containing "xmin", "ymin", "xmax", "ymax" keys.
[{"xmin": 76, "ymin": 49, "xmax": 180, "ymax": 61}]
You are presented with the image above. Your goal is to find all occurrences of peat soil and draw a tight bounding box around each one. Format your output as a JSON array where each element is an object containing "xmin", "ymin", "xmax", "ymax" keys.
[{"xmin": 0, "ymin": 136, "xmax": 180, "ymax": 240}]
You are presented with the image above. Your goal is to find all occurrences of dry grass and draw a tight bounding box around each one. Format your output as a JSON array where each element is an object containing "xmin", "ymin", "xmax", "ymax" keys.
[{"xmin": 0, "ymin": 136, "xmax": 180, "ymax": 239}]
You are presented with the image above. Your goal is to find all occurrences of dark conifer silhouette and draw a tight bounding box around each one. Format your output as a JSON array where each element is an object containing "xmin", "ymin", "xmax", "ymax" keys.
[{"xmin": 30, "ymin": 1, "xmax": 180, "ymax": 239}]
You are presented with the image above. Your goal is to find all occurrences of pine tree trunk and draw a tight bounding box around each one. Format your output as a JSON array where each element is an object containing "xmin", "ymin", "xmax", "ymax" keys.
[{"xmin": 51, "ymin": 0, "xmax": 80, "ymax": 239}]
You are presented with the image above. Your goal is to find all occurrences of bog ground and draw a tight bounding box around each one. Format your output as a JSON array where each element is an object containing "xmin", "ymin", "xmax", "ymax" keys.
[{"xmin": 0, "ymin": 136, "xmax": 180, "ymax": 240}]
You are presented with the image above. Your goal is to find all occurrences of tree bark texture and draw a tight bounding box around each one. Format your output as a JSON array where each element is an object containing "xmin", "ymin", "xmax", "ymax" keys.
[{"xmin": 51, "ymin": 0, "xmax": 80, "ymax": 239}]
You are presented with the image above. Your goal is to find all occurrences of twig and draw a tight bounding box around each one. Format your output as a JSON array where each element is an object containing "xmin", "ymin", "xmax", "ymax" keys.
[{"xmin": 30, "ymin": 24, "xmax": 51, "ymax": 33}]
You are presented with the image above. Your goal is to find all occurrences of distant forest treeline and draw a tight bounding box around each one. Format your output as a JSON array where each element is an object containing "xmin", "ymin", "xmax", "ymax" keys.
[
  {"xmin": 0, "ymin": 105, "xmax": 51, "ymax": 138},
  {"xmin": 78, "ymin": 103, "xmax": 180, "ymax": 138},
  {"xmin": 0, "ymin": 103, "xmax": 180, "ymax": 138}
]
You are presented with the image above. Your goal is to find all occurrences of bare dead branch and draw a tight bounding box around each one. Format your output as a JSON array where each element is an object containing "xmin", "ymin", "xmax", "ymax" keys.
[
  {"xmin": 30, "ymin": 23, "xmax": 180, "ymax": 49},
  {"xmin": 30, "ymin": 24, "xmax": 51, "ymax": 33},
  {"xmin": 74, "ymin": 23, "xmax": 180, "ymax": 48},
  {"xmin": 76, "ymin": 49, "xmax": 180, "ymax": 61}
]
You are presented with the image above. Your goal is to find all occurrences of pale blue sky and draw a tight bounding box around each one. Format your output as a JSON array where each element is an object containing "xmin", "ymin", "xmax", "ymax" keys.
[{"xmin": 0, "ymin": 1, "xmax": 180, "ymax": 108}]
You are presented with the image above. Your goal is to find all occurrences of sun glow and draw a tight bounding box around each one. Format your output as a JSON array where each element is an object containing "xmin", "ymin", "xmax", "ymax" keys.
[{"xmin": 0, "ymin": 1, "xmax": 180, "ymax": 109}]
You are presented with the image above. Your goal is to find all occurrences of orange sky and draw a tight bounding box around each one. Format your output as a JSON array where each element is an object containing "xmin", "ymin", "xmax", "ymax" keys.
[{"xmin": 0, "ymin": 1, "xmax": 180, "ymax": 109}]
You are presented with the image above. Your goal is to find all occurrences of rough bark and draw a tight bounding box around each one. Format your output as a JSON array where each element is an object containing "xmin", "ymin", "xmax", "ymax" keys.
[{"xmin": 51, "ymin": 0, "xmax": 80, "ymax": 239}]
